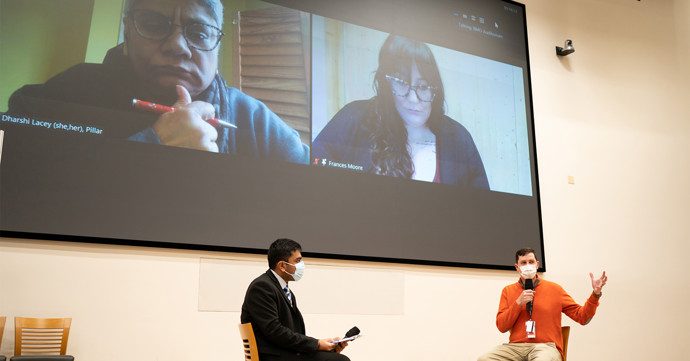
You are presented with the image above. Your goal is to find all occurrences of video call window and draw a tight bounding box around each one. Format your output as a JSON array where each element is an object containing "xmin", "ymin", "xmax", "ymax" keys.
[{"xmin": 310, "ymin": 15, "xmax": 532, "ymax": 196}]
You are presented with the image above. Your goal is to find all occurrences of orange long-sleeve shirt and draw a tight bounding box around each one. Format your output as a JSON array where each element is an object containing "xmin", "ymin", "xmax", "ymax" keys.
[{"xmin": 495, "ymin": 277, "xmax": 600, "ymax": 358}]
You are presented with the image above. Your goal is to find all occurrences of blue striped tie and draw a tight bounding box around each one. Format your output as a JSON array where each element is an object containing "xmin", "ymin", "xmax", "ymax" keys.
[{"xmin": 284, "ymin": 286, "xmax": 293, "ymax": 306}]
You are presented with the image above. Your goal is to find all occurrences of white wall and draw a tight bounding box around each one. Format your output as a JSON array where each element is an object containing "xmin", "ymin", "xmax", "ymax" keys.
[{"xmin": 1, "ymin": 0, "xmax": 689, "ymax": 360}]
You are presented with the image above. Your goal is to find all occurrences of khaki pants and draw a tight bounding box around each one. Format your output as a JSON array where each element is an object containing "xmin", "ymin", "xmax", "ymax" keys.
[{"xmin": 477, "ymin": 343, "xmax": 562, "ymax": 361}]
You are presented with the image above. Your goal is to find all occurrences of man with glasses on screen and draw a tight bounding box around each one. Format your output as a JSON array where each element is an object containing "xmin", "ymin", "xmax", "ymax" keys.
[
  {"xmin": 7, "ymin": 0, "xmax": 308, "ymax": 163},
  {"xmin": 477, "ymin": 248, "xmax": 607, "ymax": 361}
]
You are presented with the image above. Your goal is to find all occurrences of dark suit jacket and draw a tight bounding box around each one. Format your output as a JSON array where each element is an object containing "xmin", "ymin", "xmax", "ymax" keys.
[{"xmin": 241, "ymin": 270, "xmax": 319, "ymax": 360}]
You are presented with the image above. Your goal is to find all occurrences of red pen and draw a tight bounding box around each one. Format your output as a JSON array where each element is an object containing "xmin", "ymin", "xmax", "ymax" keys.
[{"xmin": 132, "ymin": 99, "xmax": 237, "ymax": 129}]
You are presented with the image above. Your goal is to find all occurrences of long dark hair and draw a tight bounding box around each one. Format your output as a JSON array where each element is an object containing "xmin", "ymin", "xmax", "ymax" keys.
[{"xmin": 367, "ymin": 35, "xmax": 445, "ymax": 178}]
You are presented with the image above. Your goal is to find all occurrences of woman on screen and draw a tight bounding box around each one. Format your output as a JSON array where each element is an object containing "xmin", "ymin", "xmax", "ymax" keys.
[{"xmin": 312, "ymin": 35, "xmax": 489, "ymax": 188}]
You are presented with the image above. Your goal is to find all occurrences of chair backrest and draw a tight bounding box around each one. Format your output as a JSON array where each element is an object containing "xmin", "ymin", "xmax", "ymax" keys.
[
  {"xmin": 561, "ymin": 326, "xmax": 571, "ymax": 361},
  {"xmin": 0, "ymin": 316, "xmax": 6, "ymax": 348},
  {"xmin": 238, "ymin": 323, "xmax": 259, "ymax": 361},
  {"xmin": 14, "ymin": 317, "xmax": 72, "ymax": 356}
]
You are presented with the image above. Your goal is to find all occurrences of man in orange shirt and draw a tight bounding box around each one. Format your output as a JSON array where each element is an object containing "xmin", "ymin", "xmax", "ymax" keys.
[{"xmin": 477, "ymin": 248, "xmax": 607, "ymax": 361}]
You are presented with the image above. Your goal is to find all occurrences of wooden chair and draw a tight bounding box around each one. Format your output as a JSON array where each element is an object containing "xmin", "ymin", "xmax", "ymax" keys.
[
  {"xmin": 561, "ymin": 326, "xmax": 571, "ymax": 361},
  {"xmin": 238, "ymin": 323, "xmax": 259, "ymax": 361},
  {"xmin": 14, "ymin": 317, "xmax": 71, "ymax": 356},
  {"xmin": 1, "ymin": 316, "xmax": 6, "ymax": 361},
  {"xmin": 1, "ymin": 316, "xmax": 6, "ymax": 346}
]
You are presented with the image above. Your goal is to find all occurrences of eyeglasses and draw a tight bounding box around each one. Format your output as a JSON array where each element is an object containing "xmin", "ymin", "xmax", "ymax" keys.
[
  {"xmin": 131, "ymin": 10, "xmax": 224, "ymax": 51},
  {"xmin": 385, "ymin": 74, "xmax": 437, "ymax": 102}
]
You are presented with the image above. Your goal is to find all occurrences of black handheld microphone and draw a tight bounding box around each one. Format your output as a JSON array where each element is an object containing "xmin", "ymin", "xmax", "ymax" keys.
[
  {"xmin": 524, "ymin": 278, "xmax": 534, "ymax": 317},
  {"xmin": 345, "ymin": 326, "xmax": 360, "ymax": 338},
  {"xmin": 330, "ymin": 326, "xmax": 360, "ymax": 344}
]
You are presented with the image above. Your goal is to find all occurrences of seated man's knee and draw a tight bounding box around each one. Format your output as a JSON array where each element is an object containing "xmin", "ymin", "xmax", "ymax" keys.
[
  {"xmin": 530, "ymin": 343, "xmax": 561, "ymax": 361},
  {"xmin": 332, "ymin": 354, "xmax": 350, "ymax": 361},
  {"xmin": 476, "ymin": 352, "xmax": 495, "ymax": 361}
]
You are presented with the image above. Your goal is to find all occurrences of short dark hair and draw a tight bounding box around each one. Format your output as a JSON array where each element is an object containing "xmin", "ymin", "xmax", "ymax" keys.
[
  {"xmin": 515, "ymin": 247, "xmax": 536, "ymax": 263},
  {"xmin": 268, "ymin": 238, "xmax": 302, "ymax": 270},
  {"xmin": 124, "ymin": 0, "xmax": 224, "ymax": 27}
]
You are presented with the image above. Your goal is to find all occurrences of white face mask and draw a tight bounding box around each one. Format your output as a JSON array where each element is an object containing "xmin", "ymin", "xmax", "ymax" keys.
[
  {"xmin": 285, "ymin": 261, "xmax": 305, "ymax": 282},
  {"xmin": 519, "ymin": 264, "xmax": 537, "ymax": 279}
]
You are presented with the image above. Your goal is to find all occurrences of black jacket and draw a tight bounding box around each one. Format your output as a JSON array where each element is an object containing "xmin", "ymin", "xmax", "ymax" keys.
[{"xmin": 240, "ymin": 270, "xmax": 319, "ymax": 360}]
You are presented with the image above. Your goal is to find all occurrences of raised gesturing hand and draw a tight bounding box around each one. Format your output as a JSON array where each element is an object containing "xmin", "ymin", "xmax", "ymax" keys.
[{"xmin": 589, "ymin": 271, "xmax": 607, "ymax": 296}]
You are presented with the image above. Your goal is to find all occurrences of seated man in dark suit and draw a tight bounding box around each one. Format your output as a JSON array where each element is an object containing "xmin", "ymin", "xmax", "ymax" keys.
[{"xmin": 241, "ymin": 239, "xmax": 350, "ymax": 361}]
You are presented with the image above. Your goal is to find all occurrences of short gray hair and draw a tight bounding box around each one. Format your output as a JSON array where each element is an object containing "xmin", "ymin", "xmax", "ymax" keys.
[{"xmin": 123, "ymin": 0, "xmax": 224, "ymax": 28}]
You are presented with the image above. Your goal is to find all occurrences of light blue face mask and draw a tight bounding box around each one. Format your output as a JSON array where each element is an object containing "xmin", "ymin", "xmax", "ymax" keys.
[{"xmin": 285, "ymin": 261, "xmax": 305, "ymax": 282}]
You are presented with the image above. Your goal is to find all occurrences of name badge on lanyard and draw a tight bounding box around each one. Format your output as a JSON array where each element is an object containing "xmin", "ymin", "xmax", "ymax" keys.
[{"xmin": 526, "ymin": 320, "xmax": 536, "ymax": 338}]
